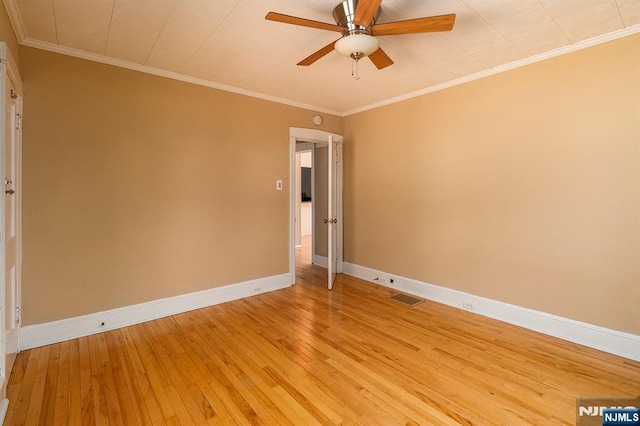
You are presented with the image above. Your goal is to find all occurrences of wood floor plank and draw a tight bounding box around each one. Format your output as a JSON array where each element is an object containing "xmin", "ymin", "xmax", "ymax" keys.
[
  {"xmin": 23, "ymin": 345, "xmax": 50, "ymax": 425},
  {"xmin": 40, "ymin": 344, "xmax": 62, "ymax": 425},
  {"xmin": 87, "ymin": 334, "xmax": 109, "ymax": 426},
  {"xmin": 53, "ymin": 340, "xmax": 70, "ymax": 425},
  {"xmin": 117, "ymin": 327, "xmax": 164, "ymax": 425},
  {"xmin": 5, "ymin": 240, "xmax": 640, "ymax": 425},
  {"xmin": 142, "ymin": 319, "xmax": 205, "ymax": 424},
  {"xmin": 67, "ymin": 338, "xmax": 82, "ymax": 426},
  {"xmin": 104, "ymin": 331, "xmax": 142, "ymax": 426},
  {"xmin": 78, "ymin": 336, "xmax": 96, "ymax": 425},
  {"xmin": 5, "ymin": 347, "xmax": 40, "ymax": 425},
  {"xmin": 127, "ymin": 324, "xmax": 176, "ymax": 420},
  {"xmin": 95, "ymin": 332, "xmax": 126, "ymax": 426}
]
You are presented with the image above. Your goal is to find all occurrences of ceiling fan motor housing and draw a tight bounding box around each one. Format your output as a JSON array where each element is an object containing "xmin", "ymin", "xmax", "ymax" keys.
[{"xmin": 333, "ymin": 0, "xmax": 381, "ymax": 32}]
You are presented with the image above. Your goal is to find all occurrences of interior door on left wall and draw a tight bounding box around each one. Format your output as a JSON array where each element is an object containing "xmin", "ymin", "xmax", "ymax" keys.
[
  {"xmin": 0, "ymin": 60, "xmax": 6, "ymax": 394},
  {"xmin": 2, "ymin": 66, "xmax": 20, "ymax": 389}
]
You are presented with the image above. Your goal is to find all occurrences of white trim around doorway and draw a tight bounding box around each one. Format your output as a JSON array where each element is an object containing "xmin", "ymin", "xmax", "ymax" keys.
[{"xmin": 289, "ymin": 128, "xmax": 344, "ymax": 285}]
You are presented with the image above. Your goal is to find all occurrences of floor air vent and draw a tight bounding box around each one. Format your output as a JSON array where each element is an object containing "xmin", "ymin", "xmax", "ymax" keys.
[{"xmin": 390, "ymin": 293, "xmax": 424, "ymax": 307}]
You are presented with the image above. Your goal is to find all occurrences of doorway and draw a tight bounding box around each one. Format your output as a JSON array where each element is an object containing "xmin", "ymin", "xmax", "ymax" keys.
[
  {"xmin": 295, "ymin": 147, "xmax": 313, "ymax": 266},
  {"xmin": 289, "ymin": 128, "xmax": 343, "ymax": 289}
]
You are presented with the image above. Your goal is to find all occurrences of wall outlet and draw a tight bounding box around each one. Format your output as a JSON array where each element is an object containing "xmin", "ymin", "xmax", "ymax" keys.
[
  {"xmin": 252, "ymin": 285, "xmax": 262, "ymax": 294},
  {"xmin": 462, "ymin": 300, "xmax": 475, "ymax": 311},
  {"xmin": 373, "ymin": 277, "xmax": 387, "ymax": 285}
]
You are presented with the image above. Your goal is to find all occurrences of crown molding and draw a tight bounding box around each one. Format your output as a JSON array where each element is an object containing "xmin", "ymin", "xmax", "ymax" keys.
[
  {"xmin": 20, "ymin": 38, "xmax": 343, "ymax": 117},
  {"xmin": 343, "ymin": 24, "xmax": 640, "ymax": 116}
]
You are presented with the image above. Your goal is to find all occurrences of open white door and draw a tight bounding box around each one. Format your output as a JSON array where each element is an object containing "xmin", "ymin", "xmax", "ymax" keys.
[
  {"xmin": 0, "ymin": 56, "xmax": 6, "ymax": 396},
  {"xmin": 327, "ymin": 135, "xmax": 338, "ymax": 290},
  {"xmin": 4, "ymin": 76, "xmax": 20, "ymax": 359}
]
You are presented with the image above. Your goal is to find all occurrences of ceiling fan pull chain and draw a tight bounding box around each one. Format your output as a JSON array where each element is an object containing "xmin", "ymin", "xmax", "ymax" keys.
[{"xmin": 352, "ymin": 57, "xmax": 360, "ymax": 80}]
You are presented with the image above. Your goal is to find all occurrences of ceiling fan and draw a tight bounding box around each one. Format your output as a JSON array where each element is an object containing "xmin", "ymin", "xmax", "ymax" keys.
[{"xmin": 266, "ymin": 0, "xmax": 456, "ymax": 75}]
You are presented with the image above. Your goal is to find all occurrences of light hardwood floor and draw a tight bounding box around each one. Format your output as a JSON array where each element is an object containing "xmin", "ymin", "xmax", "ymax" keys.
[{"xmin": 5, "ymin": 243, "xmax": 640, "ymax": 424}]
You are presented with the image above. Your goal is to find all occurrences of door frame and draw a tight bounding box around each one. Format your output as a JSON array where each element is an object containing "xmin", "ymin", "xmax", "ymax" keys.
[{"xmin": 289, "ymin": 127, "xmax": 343, "ymax": 285}]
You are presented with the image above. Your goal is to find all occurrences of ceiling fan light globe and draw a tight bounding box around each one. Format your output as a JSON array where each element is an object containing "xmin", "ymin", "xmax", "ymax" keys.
[{"xmin": 334, "ymin": 34, "xmax": 379, "ymax": 57}]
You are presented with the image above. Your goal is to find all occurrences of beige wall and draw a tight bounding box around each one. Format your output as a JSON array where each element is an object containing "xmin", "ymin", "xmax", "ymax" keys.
[
  {"xmin": 20, "ymin": 47, "xmax": 341, "ymax": 325},
  {"xmin": 0, "ymin": 0, "xmax": 19, "ymax": 66},
  {"xmin": 343, "ymin": 34, "xmax": 640, "ymax": 334}
]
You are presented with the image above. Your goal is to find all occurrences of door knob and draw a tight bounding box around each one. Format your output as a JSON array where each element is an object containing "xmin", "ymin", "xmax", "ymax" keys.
[{"xmin": 5, "ymin": 189, "xmax": 15, "ymax": 195}]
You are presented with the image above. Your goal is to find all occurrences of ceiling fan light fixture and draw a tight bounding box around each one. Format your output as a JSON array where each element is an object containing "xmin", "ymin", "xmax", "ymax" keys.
[{"xmin": 334, "ymin": 33, "xmax": 379, "ymax": 58}]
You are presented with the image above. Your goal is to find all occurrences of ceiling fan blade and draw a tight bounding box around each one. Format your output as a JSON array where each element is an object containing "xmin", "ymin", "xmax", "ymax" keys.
[
  {"xmin": 353, "ymin": 0, "xmax": 383, "ymax": 27},
  {"xmin": 368, "ymin": 47, "xmax": 393, "ymax": 70},
  {"xmin": 371, "ymin": 14, "xmax": 456, "ymax": 36},
  {"xmin": 266, "ymin": 12, "xmax": 344, "ymax": 33},
  {"xmin": 297, "ymin": 41, "xmax": 337, "ymax": 66}
]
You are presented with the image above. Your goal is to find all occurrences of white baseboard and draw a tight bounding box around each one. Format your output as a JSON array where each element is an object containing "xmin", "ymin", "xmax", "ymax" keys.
[
  {"xmin": 343, "ymin": 262, "xmax": 640, "ymax": 362},
  {"xmin": 20, "ymin": 273, "xmax": 291, "ymax": 350},
  {"xmin": 313, "ymin": 254, "xmax": 328, "ymax": 268}
]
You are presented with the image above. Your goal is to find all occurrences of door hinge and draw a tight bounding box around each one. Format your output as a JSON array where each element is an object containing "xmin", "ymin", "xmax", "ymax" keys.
[
  {"xmin": 15, "ymin": 113, "xmax": 22, "ymax": 131},
  {"xmin": 16, "ymin": 306, "xmax": 21, "ymax": 324}
]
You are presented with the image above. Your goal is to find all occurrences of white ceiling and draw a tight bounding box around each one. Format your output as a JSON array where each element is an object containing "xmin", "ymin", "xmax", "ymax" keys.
[{"xmin": 5, "ymin": 0, "xmax": 640, "ymax": 114}]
